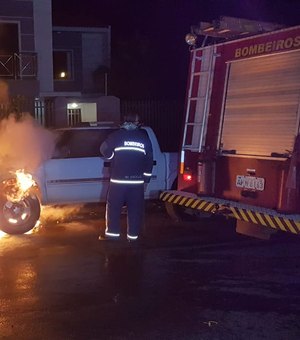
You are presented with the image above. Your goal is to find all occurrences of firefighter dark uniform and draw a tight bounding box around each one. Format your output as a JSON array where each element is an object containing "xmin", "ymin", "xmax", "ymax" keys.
[{"xmin": 100, "ymin": 116, "xmax": 153, "ymax": 241}]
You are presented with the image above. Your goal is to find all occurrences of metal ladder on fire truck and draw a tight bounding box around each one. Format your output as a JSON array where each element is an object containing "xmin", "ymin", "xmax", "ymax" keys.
[{"xmin": 181, "ymin": 44, "xmax": 217, "ymax": 167}]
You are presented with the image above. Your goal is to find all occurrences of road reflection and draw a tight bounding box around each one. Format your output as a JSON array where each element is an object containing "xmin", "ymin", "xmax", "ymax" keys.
[{"xmin": 102, "ymin": 249, "xmax": 145, "ymax": 302}]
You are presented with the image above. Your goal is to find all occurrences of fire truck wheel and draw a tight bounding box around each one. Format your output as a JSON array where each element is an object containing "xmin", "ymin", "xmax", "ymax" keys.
[
  {"xmin": 0, "ymin": 194, "xmax": 41, "ymax": 235},
  {"xmin": 165, "ymin": 202, "xmax": 212, "ymax": 222}
]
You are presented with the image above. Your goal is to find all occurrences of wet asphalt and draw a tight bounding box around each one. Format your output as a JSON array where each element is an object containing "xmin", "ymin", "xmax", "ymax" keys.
[{"xmin": 0, "ymin": 202, "xmax": 300, "ymax": 340}]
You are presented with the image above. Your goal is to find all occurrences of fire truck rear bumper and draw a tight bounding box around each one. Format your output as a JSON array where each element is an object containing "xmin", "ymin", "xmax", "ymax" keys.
[{"xmin": 160, "ymin": 190, "xmax": 300, "ymax": 235}]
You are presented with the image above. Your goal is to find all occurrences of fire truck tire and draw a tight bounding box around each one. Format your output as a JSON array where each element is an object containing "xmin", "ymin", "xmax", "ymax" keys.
[
  {"xmin": 0, "ymin": 194, "xmax": 41, "ymax": 235},
  {"xmin": 165, "ymin": 202, "xmax": 212, "ymax": 222}
]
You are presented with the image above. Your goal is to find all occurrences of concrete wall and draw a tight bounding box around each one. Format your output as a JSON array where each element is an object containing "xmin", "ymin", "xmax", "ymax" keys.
[
  {"xmin": 0, "ymin": 0, "xmax": 35, "ymax": 52},
  {"xmin": 53, "ymin": 95, "xmax": 120, "ymax": 127},
  {"xmin": 53, "ymin": 96, "xmax": 68, "ymax": 127},
  {"xmin": 33, "ymin": 0, "xmax": 53, "ymax": 94},
  {"xmin": 0, "ymin": 0, "xmax": 53, "ymax": 96},
  {"xmin": 52, "ymin": 30, "xmax": 83, "ymax": 93},
  {"xmin": 52, "ymin": 26, "xmax": 111, "ymax": 95},
  {"xmin": 82, "ymin": 30, "xmax": 111, "ymax": 93}
]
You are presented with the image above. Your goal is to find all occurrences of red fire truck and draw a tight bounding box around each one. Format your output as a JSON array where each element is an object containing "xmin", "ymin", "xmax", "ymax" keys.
[{"xmin": 160, "ymin": 17, "xmax": 300, "ymax": 239}]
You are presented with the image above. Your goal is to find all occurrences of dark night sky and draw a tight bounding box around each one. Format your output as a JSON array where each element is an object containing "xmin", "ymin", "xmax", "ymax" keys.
[{"xmin": 52, "ymin": 0, "xmax": 300, "ymax": 99}]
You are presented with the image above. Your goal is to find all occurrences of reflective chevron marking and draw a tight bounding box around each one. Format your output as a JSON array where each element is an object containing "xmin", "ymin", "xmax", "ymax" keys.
[{"xmin": 160, "ymin": 191, "xmax": 300, "ymax": 235}]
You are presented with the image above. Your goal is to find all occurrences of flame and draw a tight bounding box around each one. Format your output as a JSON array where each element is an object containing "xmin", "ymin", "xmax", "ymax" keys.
[
  {"xmin": 15, "ymin": 169, "xmax": 35, "ymax": 193},
  {"xmin": 0, "ymin": 169, "xmax": 37, "ymax": 239},
  {"xmin": 0, "ymin": 230, "xmax": 7, "ymax": 239},
  {"xmin": 4, "ymin": 169, "xmax": 36, "ymax": 202}
]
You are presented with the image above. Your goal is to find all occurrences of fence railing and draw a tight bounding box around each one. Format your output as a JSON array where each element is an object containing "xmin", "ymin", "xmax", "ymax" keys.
[
  {"xmin": 121, "ymin": 98, "xmax": 184, "ymax": 152},
  {"xmin": 0, "ymin": 53, "xmax": 37, "ymax": 79},
  {"xmin": 0, "ymin": 96, "xmax": 35, "ymax": 120},
  {"xmin": 68, "ymin": 108, "xmax": 82, "ymax": 126}
]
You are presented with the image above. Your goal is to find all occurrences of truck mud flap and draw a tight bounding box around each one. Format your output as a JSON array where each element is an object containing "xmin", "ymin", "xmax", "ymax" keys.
[{"xmin": 160, "ymin": 190, "xmax": 300, "ymax": 236}]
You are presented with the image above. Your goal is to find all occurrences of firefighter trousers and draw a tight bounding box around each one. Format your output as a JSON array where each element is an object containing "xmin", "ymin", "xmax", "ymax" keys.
[{"xmin": 105, "ymin": 182, "xmax": 145, "ymax": 239}]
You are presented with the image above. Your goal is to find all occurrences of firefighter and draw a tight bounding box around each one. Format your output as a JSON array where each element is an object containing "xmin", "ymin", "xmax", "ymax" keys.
[{"xmin": 99, "ymin": 113, "xmax": 153, "ymax": 242}]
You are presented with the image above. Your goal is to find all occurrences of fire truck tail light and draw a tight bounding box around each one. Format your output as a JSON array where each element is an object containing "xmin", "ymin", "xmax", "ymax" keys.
[
  {"xmin": 183, "ymin": 174, "xmax": 192, "ymax": 181},
  {"xmin": 183, "ymin": 170, "xmax": 193, "ymax": 182}
]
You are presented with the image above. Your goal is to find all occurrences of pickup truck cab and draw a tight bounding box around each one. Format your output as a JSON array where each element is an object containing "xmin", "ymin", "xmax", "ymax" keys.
[{"xmin": 0, "ymin": 122, "xmax": 178, "ymax": 235}]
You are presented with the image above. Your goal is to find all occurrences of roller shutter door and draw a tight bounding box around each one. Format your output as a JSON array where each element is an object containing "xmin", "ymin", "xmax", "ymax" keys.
[{"xmin": 220, "ymin": 50, "xmax": 300, "ymax": 156}]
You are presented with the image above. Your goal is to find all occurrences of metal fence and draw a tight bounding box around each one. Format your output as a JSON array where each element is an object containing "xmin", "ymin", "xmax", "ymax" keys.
[
  {"xmin": 68, "ymin": 108, "xmax": 82, "ymax": 126},
  {"xmin": 121, "ymin": 98, "xmax": 184, "ymax": 152},
  {"xmin": 34, "ymin": 98, "xmax": 56, "ymax": 128},
  {"xmin": 0, "ymin": 95, "xmax": 35, "ymax": 120},
  {"xmin": 0, "ymin": 97, "xmax": 56, "ymax": 128},
  {"xmin": 0, "ymin": 53, "xmax": 37, "ymax": 79},
  {"xmin": 34, "ymin": 99, "xmax": 45, "ymax": 126}
]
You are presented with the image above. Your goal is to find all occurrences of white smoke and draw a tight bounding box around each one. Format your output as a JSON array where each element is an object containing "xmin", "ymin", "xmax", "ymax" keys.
[
  {"xmin": 0, "ymin": 79, "xmax": 57, "ymax": 174},
  {"xmin": 0, "ymin": 112, "xmax": 57, "ymax": 174},
  {"xmin": 40, "ymin": 205, "xmax": 84, "ymax": 223}
]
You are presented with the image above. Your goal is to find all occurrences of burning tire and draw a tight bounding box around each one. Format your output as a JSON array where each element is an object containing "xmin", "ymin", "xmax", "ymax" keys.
[{"xmin": 0, "ymin": 194, "xmax": 41, "ymax": 235}]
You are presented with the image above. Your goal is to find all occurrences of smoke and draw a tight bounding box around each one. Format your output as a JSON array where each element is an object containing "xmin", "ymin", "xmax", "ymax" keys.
[
  {"xmin": 0, "ymin": 81, "xmax": 9, "ymax": 104},
  {"xmin": 0, "ymin": 79, "xmax": 57, "ymax": 174},
  {"xmin": 0, "ymin": 113, "xmax": 57, "ymax": 174},
  {"xmin": 40, "ymin": 205, "xmax": 84, "ymax": 224}
]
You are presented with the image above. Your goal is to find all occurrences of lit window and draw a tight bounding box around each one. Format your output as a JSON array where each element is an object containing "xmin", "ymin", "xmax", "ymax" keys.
[
  {"xmin": 53, "ymin": 50, "xmax": 73, "ymax": 80},
  {"xmin": 68, "ymin": 103, "xmax": 78, "ymax": 109}
]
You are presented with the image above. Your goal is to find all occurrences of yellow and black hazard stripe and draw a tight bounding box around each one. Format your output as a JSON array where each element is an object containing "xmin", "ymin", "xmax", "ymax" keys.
[
  {"xmin": 229, "ymin": 207, "xmax": 300, "ymax": 234},
  {"xmin": 160, "ymin": 191, "xmax": 300, "ymax": 235}
]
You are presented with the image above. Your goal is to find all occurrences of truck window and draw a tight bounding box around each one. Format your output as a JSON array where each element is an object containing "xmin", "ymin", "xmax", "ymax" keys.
[{"xmin": 53, "ymin": 128, "xmax": 116, "ymax": 158}]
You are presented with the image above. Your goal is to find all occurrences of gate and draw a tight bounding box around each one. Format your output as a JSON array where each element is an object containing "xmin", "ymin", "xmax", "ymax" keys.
[{"xmin": 68, "ymin": 108, "xmax": 82, "ymax": 126}]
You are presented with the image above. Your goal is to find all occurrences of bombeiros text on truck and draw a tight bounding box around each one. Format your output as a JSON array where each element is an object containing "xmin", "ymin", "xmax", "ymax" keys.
[{"xmin": 160, "ymin": 16, "xmax": 300, "ymax": 239}]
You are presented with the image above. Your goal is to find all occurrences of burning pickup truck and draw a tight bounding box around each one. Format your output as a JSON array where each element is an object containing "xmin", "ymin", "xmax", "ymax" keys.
[{"xmin": 0, "ymin": 122, "xmax": 178, "ymax": 235}]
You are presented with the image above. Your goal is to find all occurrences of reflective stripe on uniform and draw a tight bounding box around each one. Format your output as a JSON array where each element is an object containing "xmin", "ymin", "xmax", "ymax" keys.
[
  {"xmin": 110, "ymin": 179, "xmax": 144, "ymax": 184},
  {"xmin": 107, "ymin": 152, "xmax": 114, "ymax": 160},
  {"xmin": 114, "ymin": 146, "xmax": 146, "ymax": 154},
  {"xmin": 105, "ymin": 231, "xmax": 120, "ymax": 237},
  {"xmin": 127, "ymin": 234, "xmax": 138, "ymax": 240}
]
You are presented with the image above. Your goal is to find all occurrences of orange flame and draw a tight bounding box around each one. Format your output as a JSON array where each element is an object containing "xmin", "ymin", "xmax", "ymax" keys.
[
  {"xmin": 0, "ymin": 170, "xmax": 38, "ymax": 238},
  {"xmin": 15, "ymin": 169, "xmax": 35, "ymax": 193},
  {"xmin": 5, "ymin": 169, "xmax": 36, "ymax": 202},
  {"xmin": 0, "ymin": 230, "xmax": 7, "ymax": 239}
]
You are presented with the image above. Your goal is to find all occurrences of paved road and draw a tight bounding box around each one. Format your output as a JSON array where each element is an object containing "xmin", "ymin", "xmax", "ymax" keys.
[{"xmin": 0, "ymin": 202, "xmax": 300, "ymax": 339}]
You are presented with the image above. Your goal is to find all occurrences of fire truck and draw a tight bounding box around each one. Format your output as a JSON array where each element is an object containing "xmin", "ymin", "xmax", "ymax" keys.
[{"xmin": 160, "ymin": 17, "xmax": 300, "ymax": 239}]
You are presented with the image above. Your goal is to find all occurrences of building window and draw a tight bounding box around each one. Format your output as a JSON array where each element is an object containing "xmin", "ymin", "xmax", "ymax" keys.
[
  {"xmin": 53, "ymin": 50, "xmax": 73, "ymax": 80},
  {"xmin": 0, "ymin": 23, "xmax": 19, "ymax": 55}
]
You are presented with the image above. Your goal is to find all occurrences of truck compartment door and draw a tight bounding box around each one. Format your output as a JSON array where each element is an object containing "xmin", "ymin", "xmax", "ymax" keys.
[{"xmin": 220, "ymin": 50, "xmax": 300, "ymax": 157}]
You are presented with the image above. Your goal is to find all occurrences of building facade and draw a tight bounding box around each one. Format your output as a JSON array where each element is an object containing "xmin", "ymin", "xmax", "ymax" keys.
[{"xmin": 0, "ymin": 0, "xmax": 120, "ymax": 127}]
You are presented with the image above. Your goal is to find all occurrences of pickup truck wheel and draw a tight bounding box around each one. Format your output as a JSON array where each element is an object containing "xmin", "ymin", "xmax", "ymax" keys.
[
  {"xmin": 0, "ymin": 194, "xmax": 41, "ymax": 235},
  {"xmin": 165, "ymin": 202, "xmax": 212, "ymax": 222}
]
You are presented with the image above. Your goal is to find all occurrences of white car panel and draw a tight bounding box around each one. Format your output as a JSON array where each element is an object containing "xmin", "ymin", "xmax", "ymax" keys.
[
  {"xmin": 44, "ymin": 157, "xmax": 110, "ymax": 204},
  {"xmin": 34, "ymin": 124, "xmax": 178, "ymax": 205}
]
